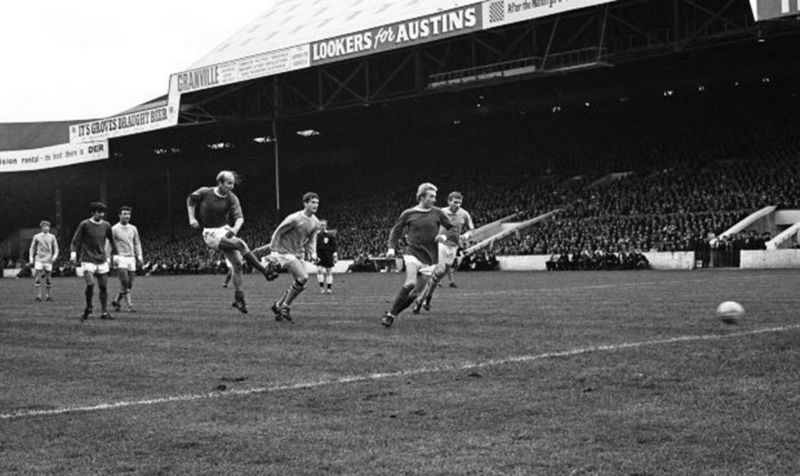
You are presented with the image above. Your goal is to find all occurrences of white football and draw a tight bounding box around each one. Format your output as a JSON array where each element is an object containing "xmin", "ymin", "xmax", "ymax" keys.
[{"xmin": 716, "ymin": 301, "xmax": 744, "ymax": 323}]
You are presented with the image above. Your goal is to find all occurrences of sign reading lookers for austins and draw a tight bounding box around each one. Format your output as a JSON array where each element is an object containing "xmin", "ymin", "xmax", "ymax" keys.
[
  {"xmin": 57, "ymin": 0, "xmax": 621, "ymax": 149},
  {"xmin": 164, "ymin": 0, "xmax": 620, "ymax": 102},
  {"xmin": 163, "ymin": 4, "xmax": 483, "ymax": 106},
  {"xmin": 309, "ymin": 3, "xmax": 482, "ymax": 65},
  {"xmin": 164, "ymin": 3, "xmax": 484, "ymax": 99}
]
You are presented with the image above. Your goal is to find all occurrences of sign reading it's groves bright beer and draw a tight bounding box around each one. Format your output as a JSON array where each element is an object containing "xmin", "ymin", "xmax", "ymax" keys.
[
  {"xmin": 69, "ymin": 104, "xmax": 178, "ymax": 143},
  {"xmin": 310, "ymin": 4, "xmax": 482, "ymax": 66}
]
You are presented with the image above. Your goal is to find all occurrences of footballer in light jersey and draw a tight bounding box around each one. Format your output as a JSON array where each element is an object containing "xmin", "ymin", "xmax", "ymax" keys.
[
  {"xmin": 110, "ymin": 206, "xmax": 143, "ymax": 313},
  {"xmin": 413, "ymin": 191, "xmax": 475, "ymax": 313},
  {"xmin": 29, "ymin": 220, "xmax": 59, "ymax": 301},
  {"xmin": 381, "ymin": 182, "xmax": 453, "ymax": 328},
  {"xmin": 258, "ymin": 192, "xmax": 320, "ymax": 322},
  {"xmin": 70, "ymin": 201, "xmax": 118, "ymax": 321},
  {"xmin": 187, "ymin": 170, "xmax": 278, "ymax": 315}
]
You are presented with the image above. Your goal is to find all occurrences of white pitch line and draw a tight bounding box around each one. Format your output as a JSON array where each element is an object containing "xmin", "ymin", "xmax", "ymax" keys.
[
  {"xmin": 2, "ymin": 324, "xmax": 798, "ymax": 421},
  {"xmin": 457, "ymin": 277, "xmax": 750, "ymax": 297}
]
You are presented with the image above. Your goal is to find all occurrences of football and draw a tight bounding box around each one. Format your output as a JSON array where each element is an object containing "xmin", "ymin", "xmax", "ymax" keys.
[{"xmin": 716, "ymin": 301, "xmax": 744, "ymax": 324}]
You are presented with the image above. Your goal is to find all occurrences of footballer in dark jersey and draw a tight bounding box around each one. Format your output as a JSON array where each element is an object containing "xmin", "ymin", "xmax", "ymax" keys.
[
  {"xmin": 187, "ymin": 170, "xmax": 277, "ymax": 314},
  {"xmin": 381, "ymin": 182, "xmax": 453, "ymax": 327},
  {"xmin": 70, "ymin": 201, "xmax": 118, "ymax": 320}
]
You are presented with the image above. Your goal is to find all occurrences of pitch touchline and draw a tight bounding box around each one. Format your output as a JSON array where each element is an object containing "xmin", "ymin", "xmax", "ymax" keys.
[{"xmin": 2, "ymin": 324, "xmax": 798, "ymax": 420}]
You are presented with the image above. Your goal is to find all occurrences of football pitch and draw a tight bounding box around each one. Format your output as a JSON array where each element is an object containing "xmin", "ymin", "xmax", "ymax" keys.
[{"xmin": 1, "ymin": 270, "xmax": 798, "ymax": 474}]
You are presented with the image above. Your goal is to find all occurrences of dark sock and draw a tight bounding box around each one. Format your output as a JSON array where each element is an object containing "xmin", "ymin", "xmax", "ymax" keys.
[
  {"xmin": 390, "ymin": 284, "xmax": 416, "ymax": 316},
  {"xmin": 84, "ymin": 286, "xmax": 94, "ymax": 309},
  {"xmin": 99, "ymin": 286, "xmax": 108, "ymax": 313}
]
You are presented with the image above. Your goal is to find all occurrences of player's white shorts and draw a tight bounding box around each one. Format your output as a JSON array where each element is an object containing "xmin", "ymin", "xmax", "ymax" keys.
[
  {"xmin": 114, "ymin": 256, "xmax": 137, "ymax": 271},
  {"xmin": 403, "ymin": 255, "xmax": 435, "ymax": 276},
  {"xmin": 81, "ymin": 261, "xmax": 110, "ymax": 274},
  {"xmin": 263, "ymin": 251, "xmax": 299, "ymax": 268},
  {"xmin": 202, "ymin": 227, "xmax": 229, "ymax": 250},
  {"xmin": 438, "ymin": 243, "xmax": 458, "ymax": 266},
  {"xmin": 33, "ymin": 261, "xmax": 53, "ymax": 272}
]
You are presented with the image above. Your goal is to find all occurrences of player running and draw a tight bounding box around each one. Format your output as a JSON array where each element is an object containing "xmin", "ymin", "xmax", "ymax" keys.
[
  {"xmin": 315, "ymin": 219, "xmax": 338, "ymax": 294},
  {"xmin": 187, "ymin": 170, "xmax": 278, "ymax": 314},
  {"xmin": 110, "ymin": 206, "xmax": 143, "ymax": 313},
  {"xmin": 29, "ymin": 220, "xmax": 59, "ymax": 302},
  {"xmin": 381, "ymin": 183, "xmax": 453, "ymax": 328},
  {"xmin": 413, "ymin": 191, "xmax": 475, "ymax": 313},
  {"xmin": 257, "ymin": 192, "xmax": 320, "ymax": 322},
  {"xmin": 70, "ymin": 202, "xmax": 118, "ymax": 320}
]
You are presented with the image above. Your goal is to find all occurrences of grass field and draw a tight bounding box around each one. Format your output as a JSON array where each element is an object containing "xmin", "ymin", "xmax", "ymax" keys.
[{"xmin": 1, "ymin": 270, "xmax": 799, "ymax": 475}]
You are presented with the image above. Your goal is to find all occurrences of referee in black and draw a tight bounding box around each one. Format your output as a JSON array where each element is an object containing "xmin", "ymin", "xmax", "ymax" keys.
[{"xmin": 315, "ymin": 219, "xmax": 338, "ymax": 294}]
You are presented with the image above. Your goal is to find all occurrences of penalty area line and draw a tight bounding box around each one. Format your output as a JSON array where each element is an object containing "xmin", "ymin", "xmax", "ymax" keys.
[{"xmin": 2, "ymin": 324, "xmax": 798, "ymax": 421}]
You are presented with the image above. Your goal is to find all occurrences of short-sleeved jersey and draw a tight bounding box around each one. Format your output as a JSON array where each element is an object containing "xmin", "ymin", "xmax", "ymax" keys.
[
  {"xmin": 388, "ymin": 206, "xmax": 453, "ymax": 265},
  {"xmin": 70, "ymin": 219, "xmax": 116, "ymax": 264},
  {"xmin": 30, "ymin": 232, "xmax": 59, "ymax": 263},
  {"xmin": 271, "ymin": 211, "xmax": 320, "ymax": 259},
  {"xmin": 112, "ymin": 223, "xmax": 143, "ymax": 260},
  {"xmin": 316, "ymin": 231, "xmax": 338, "ymax": 265},
  {"xmin": 187, "ymin": 187, "xmax": 243, "ymax": 228},
  {"xmin": 442, "ymin": 207, "xmax": 474, "ymax": 246}
]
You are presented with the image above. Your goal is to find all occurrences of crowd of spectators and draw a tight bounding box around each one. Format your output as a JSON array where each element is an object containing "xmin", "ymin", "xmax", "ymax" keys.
[
  {"xmin": 4, "ymin": 82, "xmax": 800, "ymax": 273},
  {"xmin": 546, "ymin": 249, "xmax": 650, "ymax": 271}
]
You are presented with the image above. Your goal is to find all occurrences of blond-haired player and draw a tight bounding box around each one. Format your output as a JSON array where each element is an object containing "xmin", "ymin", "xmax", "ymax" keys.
[
  {"xmin": 381, "ymin": 183, "xmax": 453, "ymax": 328},
  {"xmin": 187, "ymin": 170, "xmax": 278, "ymax": 314},
  {"xmin": 413, "ymin": 190, "xmax": 474, "ymax": 313}
]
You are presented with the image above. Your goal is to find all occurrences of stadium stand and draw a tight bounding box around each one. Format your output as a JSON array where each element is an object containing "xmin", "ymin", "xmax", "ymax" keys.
[{"xmin": 3, "ymin": 48, "xmax": 800, "ymax": 273}]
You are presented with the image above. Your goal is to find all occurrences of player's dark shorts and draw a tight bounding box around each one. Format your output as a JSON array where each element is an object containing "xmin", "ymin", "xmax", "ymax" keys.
[{"xmin": 318, "ymin": 257, "xmax": 335, "ymax": 268}]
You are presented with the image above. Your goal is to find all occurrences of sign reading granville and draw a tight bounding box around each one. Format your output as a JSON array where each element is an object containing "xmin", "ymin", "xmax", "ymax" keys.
[
  {"xmin": 310, "ymin": 3, "xmax": 482, "ymax": 66},
  {"xmin": 170, "ymin": 44, "xmax": 311, "ymax": 97},
  {"xmin": 69, "ymin": 105, "xmax": 178, "ymax": 143},
  {"xmin": 175, "ymin": 65, "xmax": 220, "ymax": 93}
]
